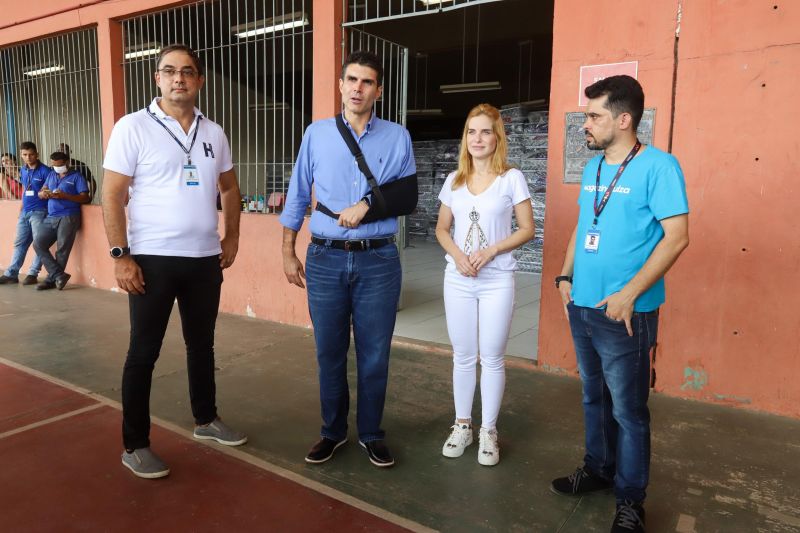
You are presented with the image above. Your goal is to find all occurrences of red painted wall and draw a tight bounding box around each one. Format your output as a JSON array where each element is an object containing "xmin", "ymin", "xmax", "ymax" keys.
[{"xmin": 538, "ymin": 0, "xmax": 800, "ymax": 417}]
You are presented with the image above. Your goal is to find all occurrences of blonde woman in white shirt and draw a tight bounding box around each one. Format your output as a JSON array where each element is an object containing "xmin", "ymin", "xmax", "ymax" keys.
[{"xmin": 436, "ymin": 103, "xmax": 535, "ymax": 465}]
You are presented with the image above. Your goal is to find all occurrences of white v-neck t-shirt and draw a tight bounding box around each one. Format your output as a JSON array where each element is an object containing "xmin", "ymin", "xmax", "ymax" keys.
[{"xmin": 438, "ymin": 168, "xmax": 531, "ymax": 272}]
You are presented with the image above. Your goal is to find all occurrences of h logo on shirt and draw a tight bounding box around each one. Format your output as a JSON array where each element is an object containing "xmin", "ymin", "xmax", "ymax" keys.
[{"xmin": 203, "ymin": 142, "xmax": 215, "ymax": 159}]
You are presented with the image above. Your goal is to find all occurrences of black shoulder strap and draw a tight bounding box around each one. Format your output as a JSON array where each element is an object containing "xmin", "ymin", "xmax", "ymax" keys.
[{"xmin": 335, "ymin": 113, "xmax": 386, "ymax": 212}]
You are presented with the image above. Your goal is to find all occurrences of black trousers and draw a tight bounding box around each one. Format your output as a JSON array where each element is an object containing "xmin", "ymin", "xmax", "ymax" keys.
[{"xmin": 121, "ymin": 254, "xmax": 222, "ymax": 450}]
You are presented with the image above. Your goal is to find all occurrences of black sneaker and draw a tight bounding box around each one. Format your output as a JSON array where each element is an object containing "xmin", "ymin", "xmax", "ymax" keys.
[
  {"xmin": 551, "ymin": 466, "xmax": 613, "ymax": 496},
  {"xmin": 22, "ymin": 275, "xmax": 38, "ymax": 286},
  {"xmin": 305, "ymin": 437, "xmax": 347, "ymax": 464},
  {"xmin": 611, "ymin": 500, "xmax": 645, "ymax": 532},
  {"xmin": 359, "ymin": 440, "xmax": 395, "ymax": 468},
  {"xmin": 36, "ymin": 280, "xmax": 56, "ymax": 291},
  {"xmin": 0, "ymin": 274, "xmax": 18, "ymax": 284}
]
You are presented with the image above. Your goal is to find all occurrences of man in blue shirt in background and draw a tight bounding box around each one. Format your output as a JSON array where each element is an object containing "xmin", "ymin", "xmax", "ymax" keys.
[
  {"xmin": 281, "ymin": 51, "xmax": 416, "ymax": 468},
  {"xmin": 0, "ymin": 142, "xmax": 50, "ymax": 286},
  {"xmin": 32, "ymin": 151, "xmax": 90, "ymax": 291},
  {"xmin": 550, "ymin": 76, "xmax": 690, "ymax": 533}
]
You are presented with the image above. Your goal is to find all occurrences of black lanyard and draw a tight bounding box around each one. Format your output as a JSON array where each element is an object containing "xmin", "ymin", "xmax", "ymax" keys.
[
  {"xmin": 146, "ymin": 107, "xmax": 202, "ymax": 164},
  {"xmin": 593, "ymin": 140, "xmax": 641, "ymax": 226}
]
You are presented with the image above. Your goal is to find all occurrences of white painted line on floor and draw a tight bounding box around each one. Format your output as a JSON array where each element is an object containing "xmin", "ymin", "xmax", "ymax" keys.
[
  {"xmin": 676, "ymin": 514, "xmax": 696, "ymax": 532},
  {"xmin": 0, "ymin": 403, "xmax": 104, "ymax": 440},
  {"xmin": 0, "ymin": 357, "xmax": 437, "ymax": 533},
  {"xmin": 686, "ymin": 488, "xmax": 702, "ymax": 496}
]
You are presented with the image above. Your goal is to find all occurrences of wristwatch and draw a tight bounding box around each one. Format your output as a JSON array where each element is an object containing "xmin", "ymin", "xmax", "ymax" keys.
[
  {"xmin": 555, "ymin": 275, "xmax": 573, "ymax": 288},
  {"xmin": 110, "ymin": 246, "xmax": 130, "ymax": 259}
]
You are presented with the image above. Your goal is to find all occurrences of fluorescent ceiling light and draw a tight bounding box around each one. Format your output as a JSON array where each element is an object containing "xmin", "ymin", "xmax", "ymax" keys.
[
  {"xmin": 407, "ymin": 108, "xmax": 444, "ymax": 116},
  {"xmin": 124, "ymin": 43, "xmax": 161, "ymax": 60},
  {"xmin": 233, "ymin": 12, "xmax": 309, "ymax": 39},
  {"xmin": 23, "ymin": 65, "xmax": 64, "ymax": 77},
  {"xmin": 419, "ymin": 0, "xmax": 455, "ymax": 5},
  {"xmin": 249, "ymin": 102, "xmax": 289, "ymax": 111},
  {"xmin": 440, "ymin": 81, "xmax": 501, "ymax": 94}
]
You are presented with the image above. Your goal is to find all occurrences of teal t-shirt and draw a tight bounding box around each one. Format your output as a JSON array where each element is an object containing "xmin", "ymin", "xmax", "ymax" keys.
[{"xmin": 571, "ymin": 145, "xmax": 689, "ymax": 312}]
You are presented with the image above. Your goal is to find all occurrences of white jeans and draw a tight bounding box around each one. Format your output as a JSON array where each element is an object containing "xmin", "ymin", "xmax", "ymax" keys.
[{"xmin": 443, "ymin": 267, "xmax": 515, "ymax": 430}]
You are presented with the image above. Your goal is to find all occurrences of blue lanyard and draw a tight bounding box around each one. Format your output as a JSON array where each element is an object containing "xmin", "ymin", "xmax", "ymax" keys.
[
  {"xmin": 593, "ymin": 140, "xmax": 641, "ymax": 226},
  {"xmin": 145, "ymin": 107, "xmax": 202, "ymax": 164}
]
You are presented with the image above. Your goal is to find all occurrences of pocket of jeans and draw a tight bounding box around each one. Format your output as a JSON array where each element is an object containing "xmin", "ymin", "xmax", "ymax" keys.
[
  {"xmin": 306, "ymin": 243, "xmax": 325, "ymax": 257},
  {"xmin": 369, "ymin": 243, "xmax": 399, "ymax": 260}
]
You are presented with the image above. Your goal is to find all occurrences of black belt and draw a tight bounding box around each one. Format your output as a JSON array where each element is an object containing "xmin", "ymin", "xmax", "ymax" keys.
[{"xmin": 311, "ymin": 236, "xmax": 395, "ymax": 251}]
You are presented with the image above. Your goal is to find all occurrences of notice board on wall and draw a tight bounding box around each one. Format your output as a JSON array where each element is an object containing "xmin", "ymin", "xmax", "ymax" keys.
[{"xmin": 563, "ymin": 108, "xmax": 656, "ymax": 184}]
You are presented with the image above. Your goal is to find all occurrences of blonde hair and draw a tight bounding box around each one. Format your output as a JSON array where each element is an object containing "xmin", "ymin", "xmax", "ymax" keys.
[{"xmin": 452, "ymin": 103, "xmax": 512, "ymax": 190}]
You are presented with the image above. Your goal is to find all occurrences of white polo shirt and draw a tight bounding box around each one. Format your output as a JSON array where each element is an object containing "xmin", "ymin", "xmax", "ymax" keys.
[{"xmin": 103, "ymin": 98, "xmax": 234, "ymax": 257}]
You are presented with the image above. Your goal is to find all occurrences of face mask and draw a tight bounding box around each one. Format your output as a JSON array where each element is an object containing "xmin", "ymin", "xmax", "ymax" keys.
[{"xmin": 53, "ymin": 165, "xmax": 67, "ymax": 174}]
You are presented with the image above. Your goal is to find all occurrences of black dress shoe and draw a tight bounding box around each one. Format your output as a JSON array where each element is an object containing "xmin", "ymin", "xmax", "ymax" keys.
[
  {"xmin": 36, "ymin": 280, "xmax": 56, "ymax": 291},
  {"xmin": 22, "ymin": 275, "xmax": 38, "ymax": 286},
  {"xmin": 359, "ymin": 440, "xmax": 395, "ymax": 468},
  {"xmin": 305, "ymin": 437, "xmax": 347, "ymax": 464}
]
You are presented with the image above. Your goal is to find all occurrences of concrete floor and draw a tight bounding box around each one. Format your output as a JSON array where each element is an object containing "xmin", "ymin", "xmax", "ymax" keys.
[
  {"xmin": 1, "ymin": 283, "xmax": 799, "ymax": 532},
  {"xmin": 396, "ymin": 238, "xmax": 541, "ymax": 360}
]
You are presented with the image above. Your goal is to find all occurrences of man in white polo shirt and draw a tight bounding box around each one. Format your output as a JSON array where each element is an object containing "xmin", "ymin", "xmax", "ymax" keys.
[{"xmin": 102, "ymin": 44, "xmax": 245, "ymax": 479}]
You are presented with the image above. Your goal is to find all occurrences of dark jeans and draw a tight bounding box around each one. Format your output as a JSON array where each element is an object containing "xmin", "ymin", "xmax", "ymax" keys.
[
  {"xmin": 32, "ymin": 214, "xmax": 80, "ymax": 282},
  {"xmin": 121, "ymin": 255, "xmax": 222, "ymax": 450},
  {"xmin": 305, "ymin": 241, "xmax": 402, "ymax": 443},
  {"xmin": 567, "ymin": 301, "xmax": 659, "ymax": 503}
]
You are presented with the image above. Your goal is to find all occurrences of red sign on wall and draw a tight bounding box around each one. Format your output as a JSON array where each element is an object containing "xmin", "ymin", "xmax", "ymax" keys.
[{"xmin": 578, "ymin": 61, "xmax": 638, "ymax": 106}]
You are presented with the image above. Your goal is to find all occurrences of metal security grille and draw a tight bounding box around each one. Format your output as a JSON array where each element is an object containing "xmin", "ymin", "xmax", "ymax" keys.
[
  {"xmin": 0, "ymin": 29, "xmax": 102, "ymax": 203},
  {"xmin": 343, "ymin": 0, "xmax": 501, "ymax": 26},
  {"xmin": 345, "ymin": 29, "xmax": 408, "ymax": 127},
  {"xmin": 122, "ymin": 0, "xmax": 312, "ymax": 211}
]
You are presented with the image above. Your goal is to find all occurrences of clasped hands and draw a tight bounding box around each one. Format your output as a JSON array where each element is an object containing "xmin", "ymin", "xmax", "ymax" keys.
[{"xmin": 454, "ymin": 246, "xmax": 498, "ymax": 277}]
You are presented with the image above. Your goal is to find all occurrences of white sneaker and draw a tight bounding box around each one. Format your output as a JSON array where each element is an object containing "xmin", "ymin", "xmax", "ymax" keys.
[
  {"xmin": 478, "ymin": 427, "xmax": 499, "ymax": 466},
  {"xmin": 442, "ymin": 423, "xmax": 473, "ymax": 458}
]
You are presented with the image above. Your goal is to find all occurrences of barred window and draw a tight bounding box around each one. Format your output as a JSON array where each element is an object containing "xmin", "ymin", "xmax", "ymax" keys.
[
  {"xmin": 122, "ymin": 0, "xmax": 312, "ymax": 212},
  {"xmin": 0, "ymin": 28, "xmax": 102, "ymax": 203}
]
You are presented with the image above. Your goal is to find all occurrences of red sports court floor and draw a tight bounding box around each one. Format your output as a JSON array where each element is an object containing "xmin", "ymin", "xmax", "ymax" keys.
[{"xmin": 0, "ymin": 361, "xmax": 417, "ymax": 532}]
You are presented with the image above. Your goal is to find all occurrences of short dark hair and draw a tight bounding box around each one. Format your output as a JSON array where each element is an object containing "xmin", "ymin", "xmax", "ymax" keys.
[
  {"xmin": 584, "ymin": 75, "xmax": 645, "ymax": 131},
  {"xmin": 50, "ymin": 151, "xmax": 69, "ymax": 163},
  {"xmin": 341, "ymin": 50, "xmax": 383, "ymax": 86},
  {"xmin": 19, "ymin": 141, "xmax": 37, "ymax": 152},
  {"xmin": 156, "ymin": 44, "xmax": 204, "ymax": 76},
  {"xmin": 2, "ymin": 153, "xmax": 16, "ymax": 161}
]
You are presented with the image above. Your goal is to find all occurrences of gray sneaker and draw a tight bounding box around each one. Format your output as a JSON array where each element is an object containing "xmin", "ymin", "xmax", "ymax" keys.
[
  {"xmin": 193, "ymin": 418, "xmax": 248, "ymax": 446},
  {"xmin": 121, "ymin": 447, "xmax": 170, "ymax": 479}
]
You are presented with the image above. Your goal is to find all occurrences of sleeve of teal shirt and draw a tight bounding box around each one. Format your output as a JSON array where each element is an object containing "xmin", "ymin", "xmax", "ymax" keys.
[
  {"xmin": 648, "ymin": 154, "xmax": 689, "ymax": 221},
  {"xmin": 279, "ymin": 127, "xmax": 314, "ymax": 232}
]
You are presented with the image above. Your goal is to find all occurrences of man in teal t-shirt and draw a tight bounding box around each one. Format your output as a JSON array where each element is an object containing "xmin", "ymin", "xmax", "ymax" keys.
[
  {"xmin": 32, "ymin": 151, "xmax": 90, "ymax": 291},
  {"xmin": 550, "ymin": 76, "xmax": 690, "ymax": 533}
]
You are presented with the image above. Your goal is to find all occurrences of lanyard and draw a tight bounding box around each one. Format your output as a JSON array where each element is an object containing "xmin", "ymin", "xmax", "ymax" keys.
[
  {"xmin": 593, "ymin": 140, "xmax": 641, "ymax": 226},
  {"xmin": 146, "ymin": 107, "xmax": 202, "ymax": 164}
]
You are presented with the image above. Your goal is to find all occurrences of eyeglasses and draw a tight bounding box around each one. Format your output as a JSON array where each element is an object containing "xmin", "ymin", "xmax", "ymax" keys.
[{"xmin": 157, "ymin": 68, "xmax": 199, "ymax": 79}]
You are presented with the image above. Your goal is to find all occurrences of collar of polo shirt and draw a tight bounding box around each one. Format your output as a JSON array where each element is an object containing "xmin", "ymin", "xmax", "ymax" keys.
[{"xmin": 149, "ymin": 97, "xmax": 203, "ymax": 122}]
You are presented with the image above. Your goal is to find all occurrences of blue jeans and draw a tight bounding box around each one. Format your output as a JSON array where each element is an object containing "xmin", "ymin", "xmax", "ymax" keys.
[
  {"xmin": 567, "ymin": 301, "xmax": 659, "ymax": 503},
  {"xmin": 305, "ymin": 241, "xmax": 402, "ymax": 443},
  {"xmin": 4, "ymin": 209, "xmax": 45, "ymax": 277}
]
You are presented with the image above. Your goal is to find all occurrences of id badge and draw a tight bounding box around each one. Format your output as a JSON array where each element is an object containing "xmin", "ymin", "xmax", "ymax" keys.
[
  {"xmin": 183, "ymin": 164, "xmax": 199, "ymax": 186},
  {"xmin": 25, "ymin": 190, "xmax": 34, "ymax": 197},
  {"xmin": 584, "ymin": 228, "xmax": 601, "ymax": 253}
]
